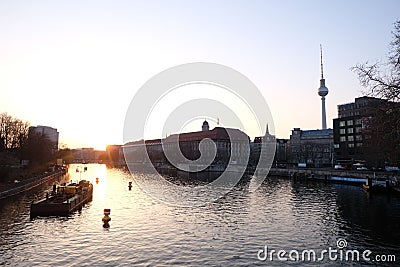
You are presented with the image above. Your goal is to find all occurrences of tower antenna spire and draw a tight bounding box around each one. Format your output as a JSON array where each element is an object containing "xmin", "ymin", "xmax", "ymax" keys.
[
  {"xmin": 320, "ymin": 44, "xmax": 324, "ymax": 79},
  {"xmin": 318, "ymin": 44, "xmax": 329, "ymax": 130}
]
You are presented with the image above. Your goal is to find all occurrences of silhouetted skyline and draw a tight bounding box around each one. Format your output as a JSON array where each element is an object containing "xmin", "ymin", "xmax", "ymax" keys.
[{"xmin": 0, "ymin": 1, "xmax": 399, "ymax": 149}]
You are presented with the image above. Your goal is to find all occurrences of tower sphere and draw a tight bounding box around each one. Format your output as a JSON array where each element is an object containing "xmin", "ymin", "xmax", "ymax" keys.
[{"xmin": 318, "ymin": 84, "xmax": 329, "ymax": 97}]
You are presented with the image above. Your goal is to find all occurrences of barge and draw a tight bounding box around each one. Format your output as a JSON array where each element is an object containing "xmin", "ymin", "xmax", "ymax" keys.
[{"xmin": 30, "ymin": 180, "xmax": 93, "ymax": 218}]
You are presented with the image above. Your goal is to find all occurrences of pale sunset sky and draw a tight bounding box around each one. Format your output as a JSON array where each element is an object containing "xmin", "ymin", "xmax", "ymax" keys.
[{"xmin": 0, "ymin": 1, "xmax": 399, "ymax": 150}]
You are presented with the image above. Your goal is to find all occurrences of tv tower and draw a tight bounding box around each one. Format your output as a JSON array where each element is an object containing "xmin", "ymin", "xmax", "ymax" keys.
[{"xmin": 318, "ymin": 44, "xmax": 329, "ymax": 129}]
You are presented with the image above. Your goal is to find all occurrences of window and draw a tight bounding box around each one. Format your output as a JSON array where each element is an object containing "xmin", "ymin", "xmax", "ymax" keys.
[
  {"xmin": 355, "ymin": 135, "xmax": 362, "ymax": 141},
  {"xmin": 356, "ymin": 142, "xmax": 363, "ymax": 147},
  {"xmin": 348, "ymin": 143, "xmax": 355, "ymax": 148},
  {"xmin": 348, "ymin": 136, "xmax": 354, "ymax": 142},
  {"xmin": 334, "ymin": 144, "xmax": 339, "ymax": 149},
  {"xmin": 355, "ymin": 119, "xmax": 362, "ymax": 125},
  {"xmin": 355, "ymin": 127, "xmax": 362, "ymax": 133},
  {"xmin": 339, "ymin": 121, "xmax": 346, "ymax": 127},
  {"xmin": 340, "ymin": 129, "xmax": 346, "ymax": 134},
  {"xmin": 340, "ymin": 136, "xmax": 346, "ymax": 142},
  {"xmin": 347, "ymin": 128, "xmax": 354, "ymax": 134},
  {"xmin": 347, "ymin": 120, "xmax": 353, "ymax": 126}
]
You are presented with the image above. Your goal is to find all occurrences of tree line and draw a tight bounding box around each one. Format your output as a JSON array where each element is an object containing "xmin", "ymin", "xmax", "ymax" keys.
[{"xmin": 0, "ymin": 113, "xmax": 56, "ymax": 182}]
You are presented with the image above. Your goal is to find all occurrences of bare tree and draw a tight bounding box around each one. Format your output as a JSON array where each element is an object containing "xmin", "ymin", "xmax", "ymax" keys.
[
  {"xmin": 353, "ymin": 21, "xmax": 400, "ymax": 101},
  {"xmin": 0, "ymin": 113, "xmax": 30, "ymax": 151},
  {"xmin": 352, "ymin": 21, "xmax": 400, "ymax": 165}
]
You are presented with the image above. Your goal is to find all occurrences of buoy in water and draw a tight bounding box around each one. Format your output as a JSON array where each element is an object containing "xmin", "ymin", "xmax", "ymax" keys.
[
  {"xmin": 102, "ymin": 209, "xmax": 111, "ymax": 228},
  {"xmin": 128, "ymin": 181, "xmax": 133, "ymax": 190}
]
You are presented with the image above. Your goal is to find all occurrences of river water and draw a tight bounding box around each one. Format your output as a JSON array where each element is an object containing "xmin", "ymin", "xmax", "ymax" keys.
[{"xmin": 0, "ymin": 164, "xmax": 399, "ymax": 266}]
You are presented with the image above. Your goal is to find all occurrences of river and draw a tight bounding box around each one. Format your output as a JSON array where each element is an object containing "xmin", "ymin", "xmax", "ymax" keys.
[{"xmin": 0, "ymin": 164, "xmax": 399, "ymax": 266}]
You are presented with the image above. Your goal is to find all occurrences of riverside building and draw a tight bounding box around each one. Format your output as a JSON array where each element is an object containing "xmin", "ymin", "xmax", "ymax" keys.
[
  {"xmin": 333, "ymin": 96, "xmax": 394, "ymax": 166},
  {"xmin": 123, "ymin": 120, "xmax": 250, "ymax": 171}
]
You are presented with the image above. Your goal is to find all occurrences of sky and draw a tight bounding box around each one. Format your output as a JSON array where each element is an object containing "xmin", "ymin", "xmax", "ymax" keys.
[{"xmin": 0, "ymin": 0, "xmax": 399, "ymax": 150}]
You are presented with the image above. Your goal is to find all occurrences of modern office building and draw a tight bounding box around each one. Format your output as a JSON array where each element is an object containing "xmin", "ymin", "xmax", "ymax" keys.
[
  {"xmin": 333, "ymin": 96, "xmax": 390, "ymax": 166},
  {"xmin": 29, "ymin": 125, "xmax": 59, "ymax": 151}
]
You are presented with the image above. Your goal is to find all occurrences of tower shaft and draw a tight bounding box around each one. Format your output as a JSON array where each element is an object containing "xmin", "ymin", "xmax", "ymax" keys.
[{"xmin": 321, "ymin": 96, "xmax": 327, "ymax": 130}]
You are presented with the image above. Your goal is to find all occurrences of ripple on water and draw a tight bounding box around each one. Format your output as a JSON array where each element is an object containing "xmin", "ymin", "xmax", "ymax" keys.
[{"xmin": 1, "ymin": 165, "xmax": 400, "ymax": 266}]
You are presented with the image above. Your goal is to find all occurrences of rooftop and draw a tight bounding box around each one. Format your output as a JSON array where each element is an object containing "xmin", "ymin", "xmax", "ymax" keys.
[
  {"xmin": 124, "ymin": 126, "xmax": 250, "ymax": 147},
  {"xmin": 301, "ymin": 129, "xmax": 333, "ymax": 137}
]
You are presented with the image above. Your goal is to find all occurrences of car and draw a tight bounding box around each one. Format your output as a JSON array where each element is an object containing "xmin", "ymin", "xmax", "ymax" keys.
[
  {"xmin": 385, "ymin": 166, "xmax": 400, "ymax": 172},
  {"xmin": 334, "ymin": 164, "xmax": 343, "ymax": 170}
]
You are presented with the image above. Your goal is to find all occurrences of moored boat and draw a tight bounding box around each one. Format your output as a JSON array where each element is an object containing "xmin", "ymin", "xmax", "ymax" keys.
[
  {"xmin": 30, "ymin": 180, "xmax": 93, "ymax": 218},
  {"xmin": 363, "ymin": 177, "xmax": 389, "ymax": 193}
]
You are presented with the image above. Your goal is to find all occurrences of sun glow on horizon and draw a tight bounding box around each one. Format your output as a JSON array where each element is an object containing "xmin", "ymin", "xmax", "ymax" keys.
[{"xmin": 1, "ymin": 1, "xmax": 398, "ymax": 147}]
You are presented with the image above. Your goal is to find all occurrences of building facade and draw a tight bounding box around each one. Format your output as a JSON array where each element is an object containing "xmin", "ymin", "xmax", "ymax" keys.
[
  {"xmin": 250, "ymin": 126, "xmax": 284, "ymax": 167},
  {"xmin": 29, "ymin": 125, "xmax": 59, "ymax": 152},
  {"xmin": 288, "ymin": 127, "xmax": 333, "ymax": 167},
  {"xmin": 275, "ymin": 138, "xmax": 289, "ymax": 166},
  {"xmin": 123, "ymin": 121, "xmax": 250, "ymax": 170},
  {"xmin": 333, "ymin": 96, "xmax": 392, "ymax": 166}
]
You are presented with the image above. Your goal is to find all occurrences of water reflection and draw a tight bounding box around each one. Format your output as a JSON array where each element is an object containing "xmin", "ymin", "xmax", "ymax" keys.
[
  {"xmin": 0, "ymin": 164, "xmax": 399, "ymax": 266},
  {"xmin": 334, "ymin": 184, "xmax": 400, "ymax": 251}
]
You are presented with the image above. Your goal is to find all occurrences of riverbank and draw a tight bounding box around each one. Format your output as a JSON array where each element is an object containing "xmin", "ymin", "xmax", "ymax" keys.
[
  {"xmin": 0, "ymin": 168, "xmax": 68, "ymax": 200},
  {"xmin": 268, "ymin": 167, "xmax": 399, "ymax": 181}
]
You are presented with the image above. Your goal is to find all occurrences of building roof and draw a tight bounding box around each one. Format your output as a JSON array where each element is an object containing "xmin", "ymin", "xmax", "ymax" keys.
[
  {"xmin": 165, "ymin": 127, "xmax": 249, "ymax": 143},
  {"xmin": 301, "ymin": 129, "xmax": 333, "ymax": 137},
  {"xmin": 337, "ymin": 96, "xmax": 387, "ymax": 109},
  {"xmin": 124, "ymin": 127, "xmax": 250, "ymax": 147}
]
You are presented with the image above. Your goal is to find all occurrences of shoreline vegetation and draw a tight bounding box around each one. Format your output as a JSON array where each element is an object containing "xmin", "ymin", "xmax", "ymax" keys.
[{"xmin": 0, "ymin": 112, "xmax": 61, "ymax": 186}]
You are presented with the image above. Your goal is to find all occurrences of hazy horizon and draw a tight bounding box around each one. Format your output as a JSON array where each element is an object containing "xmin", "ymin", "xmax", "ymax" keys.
[{"xmin": 1, "ymin": 1, "xmax": 399, "ymax": 150}]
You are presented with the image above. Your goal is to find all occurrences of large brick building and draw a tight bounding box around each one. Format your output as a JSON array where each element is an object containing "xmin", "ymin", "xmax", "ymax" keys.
[{"xmin": 123, "ymin": 120, "xmax": 250, "ymax": 170}]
